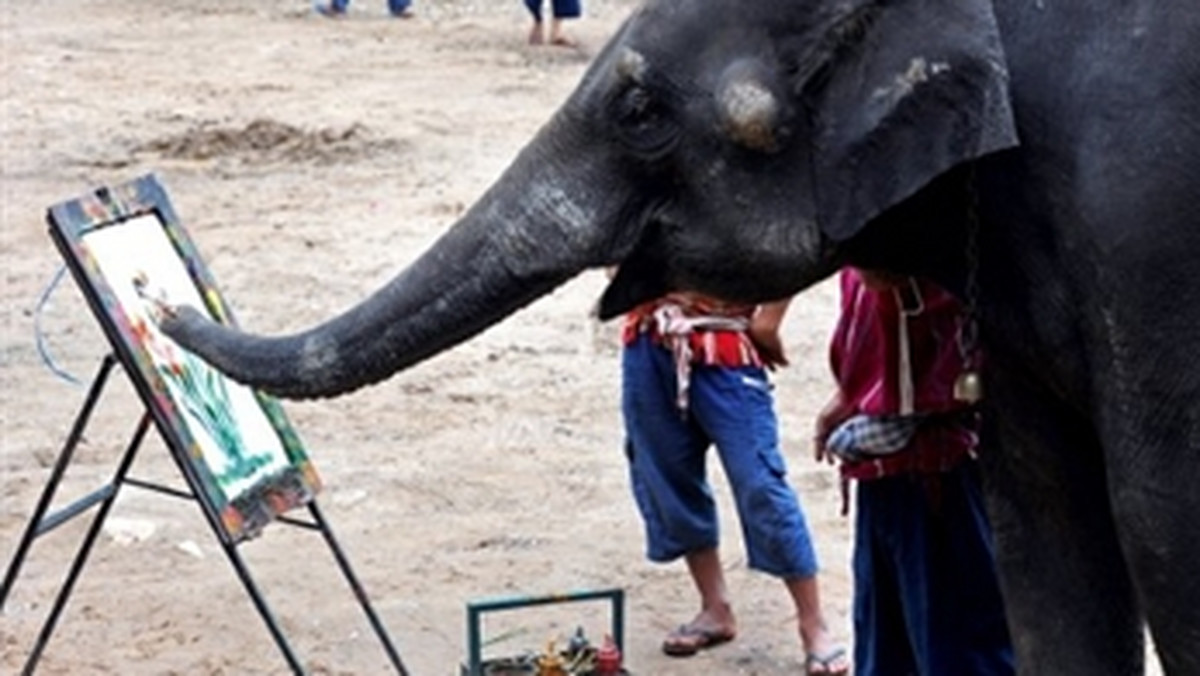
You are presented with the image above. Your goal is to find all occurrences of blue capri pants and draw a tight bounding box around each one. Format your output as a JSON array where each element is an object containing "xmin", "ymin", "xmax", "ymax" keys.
[
  {"xmin": 621, "ymin": 333, "xmax": 819, "ymax": 578},
  {"xmin": 523, "ymin": 0, "xmax": 581, "ymax": 22}
]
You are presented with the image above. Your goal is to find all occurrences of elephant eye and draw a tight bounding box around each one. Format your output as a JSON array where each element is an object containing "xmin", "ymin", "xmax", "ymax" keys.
[
  {"xmin": 614, "ymin": 86, "xmax": 677, "ymax": 159},
  {"xmin": 619, "ymin": 87, "xmax": 653, "ymax": 118}
]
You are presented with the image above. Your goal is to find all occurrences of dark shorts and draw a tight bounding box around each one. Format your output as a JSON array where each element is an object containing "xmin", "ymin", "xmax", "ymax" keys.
[{"xmin": 523, "ymin": 0, "xmax": 581, "ymax": 22}]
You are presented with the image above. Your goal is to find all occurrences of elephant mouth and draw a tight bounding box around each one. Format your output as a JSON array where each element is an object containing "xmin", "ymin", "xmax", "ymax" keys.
[
  {"xmin": 596, "ymin": 215, "xmax": 675, "ymax": 319},
  {"xmin": 596, "ymin": 208, "xmax": 840, "ymax": 319}
]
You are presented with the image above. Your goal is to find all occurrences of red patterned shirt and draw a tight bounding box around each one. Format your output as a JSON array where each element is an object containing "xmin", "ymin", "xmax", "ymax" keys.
[
  {"xmin": 623, "ymin": 292, "xmax": 765, "ymax": 411},
  {"xmin": 622, "ymin": 292, "xmax": 764, "ymax": 368}
]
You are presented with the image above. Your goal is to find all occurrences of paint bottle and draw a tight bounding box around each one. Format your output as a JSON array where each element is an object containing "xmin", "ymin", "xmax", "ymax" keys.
[
  {"xmin": 566, "ymin": 626, "xmax": 589, "ymax": 658},
  {"xmin": 593, "ymin": 634, "xmax": 622, "ymax": 675},
  {"xmin": 535, "ymin": 639, "xmax": 567, "ymax": 676}
]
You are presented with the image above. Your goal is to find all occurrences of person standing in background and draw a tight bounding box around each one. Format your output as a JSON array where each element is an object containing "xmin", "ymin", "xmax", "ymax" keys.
[
  {"xmin": 314, "ymin": 0, "xmax": 413, "ymax": 19},
  {"xmin": 524, "ymin": 0, "xmax": 581, "ymax": 46}
]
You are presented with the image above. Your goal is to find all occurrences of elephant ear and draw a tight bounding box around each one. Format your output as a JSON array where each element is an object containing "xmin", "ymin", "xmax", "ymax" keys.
[{"xmin": 807, "ymin": 0, "xmax": 1018, "ymax": 241}]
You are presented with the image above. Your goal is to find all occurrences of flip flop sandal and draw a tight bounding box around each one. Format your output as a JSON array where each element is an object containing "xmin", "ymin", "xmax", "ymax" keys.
[
  {"xmin": 805, "ymin": 646, "xmax": 850, "ymax": 675},
  {"xmin": 661, "ymin": 624, "xmax": 736, "ymax": 657}
]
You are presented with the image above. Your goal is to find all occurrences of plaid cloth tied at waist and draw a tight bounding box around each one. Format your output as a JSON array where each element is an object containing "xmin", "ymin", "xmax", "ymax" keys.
[{"xmin": 825, "ymin": 413, "xmax": 924, "ymax": 462}]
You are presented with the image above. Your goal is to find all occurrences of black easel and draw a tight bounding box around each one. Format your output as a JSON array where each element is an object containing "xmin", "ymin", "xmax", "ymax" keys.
[
  {"xmin": 0, "ymin": 354, "xmax": 409, "ymax": 675},
  {"xmin": 4, "ymin": 174, "xmax": 410, "ymax": 675}
]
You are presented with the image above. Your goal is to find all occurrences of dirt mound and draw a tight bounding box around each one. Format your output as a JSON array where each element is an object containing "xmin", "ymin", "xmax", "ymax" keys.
[{"xmin": 136, "ymin": 118, "xmax": 407, "ymax": 165}]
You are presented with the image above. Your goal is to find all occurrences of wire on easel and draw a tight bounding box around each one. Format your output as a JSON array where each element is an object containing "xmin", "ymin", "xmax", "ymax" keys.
[{"xmin": 34, "ymin": 264, "xmax": 82, "ymax": 386}]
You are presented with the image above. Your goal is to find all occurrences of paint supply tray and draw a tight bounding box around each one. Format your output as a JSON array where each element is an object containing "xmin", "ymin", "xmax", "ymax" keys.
[{"xmin": 459, "ymin": 587, "xmax": 629, "ymax": 675}]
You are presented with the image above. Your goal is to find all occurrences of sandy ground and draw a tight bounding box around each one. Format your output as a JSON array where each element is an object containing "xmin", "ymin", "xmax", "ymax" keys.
[
  {"xmin": 1, "ymin": 1, "xmax": 854, "ymax": 674},
  {"xmin": 2, "ymin": 2, "xmax": 1168, "ymax": 675}
]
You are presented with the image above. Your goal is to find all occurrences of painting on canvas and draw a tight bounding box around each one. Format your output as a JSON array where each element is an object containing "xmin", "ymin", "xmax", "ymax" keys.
[{"xmin": 46, "ymin": 174, "xmax": 320, "ymax": 542}]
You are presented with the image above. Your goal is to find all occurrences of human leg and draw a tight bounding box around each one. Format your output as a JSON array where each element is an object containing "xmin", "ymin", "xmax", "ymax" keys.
[
  {"xmin": 549, "ymin": 0, "xmax": 581, "ymax": 19},
  {"xmin": 547, "ymin": 0, "xmax": 580, "ymax": 45},
  {"xmin": 660, "ymin": 546, "xmax": 738, "ymax": 656},
  {"xmin": 622, "ymin": 335, "xmax": 719, "ymax": 562},
  {"xmin": 691, "ymin": 365, "xmax": 843, "ymax": 670},
  {"xmin": 852, "ymin": 479, "xmax": 919, "ymax": 676},
  {"xmin": 314, "ymin": 0, "xmax": 350, "ymax": 16},
  {"xmin": 622, "ymin": 336, "xmax": 733, "ymax": 654},
  {"xmin": 387, "ymin": 0, "xmax": 412, "ymax": 18},
  {"xmin": 524, "ymin": 0, "xmax": 545, "ymax": 44},
  {"xmin": 784, "ymin": 576, "xmax": 849, "ymax": 675},
  {"xmin": 927, "ymin": 462, "xmax": 1014, "ymax": 675},
  {"xmin": 863, "ymin": 466, "xmax": 1013, "ymax": 676},
  {"xmin": 690, "ymin": 366, "xmax": 815, "ymax": 574},
  {"xmin": 684, "ymin": 547, "xmax": 734, "ymax": 627}
]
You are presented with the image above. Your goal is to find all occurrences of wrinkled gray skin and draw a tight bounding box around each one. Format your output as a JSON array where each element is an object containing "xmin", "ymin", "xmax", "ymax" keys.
[{"xmin": 161, "ymin": 1, "xmax": 1200, "ymax": 673}]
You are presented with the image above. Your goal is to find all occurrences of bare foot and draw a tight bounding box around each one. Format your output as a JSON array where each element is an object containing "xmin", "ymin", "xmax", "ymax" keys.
[
  {"xmin": 549, "ymin": 34, "xmax": 577, "ymax": 48},
  {"xmin": 528, "ymin": 21, "xmax": 544, "ymax": 45}
]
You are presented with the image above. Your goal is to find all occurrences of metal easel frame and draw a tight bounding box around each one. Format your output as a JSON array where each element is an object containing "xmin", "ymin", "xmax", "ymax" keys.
[
  {"xmin": 0, "ymin": 355, "xmax": 409, "ymax": 675},
  {"xmin": 1, "ymin": 176, "xmax": 409, "ymax": 675}
]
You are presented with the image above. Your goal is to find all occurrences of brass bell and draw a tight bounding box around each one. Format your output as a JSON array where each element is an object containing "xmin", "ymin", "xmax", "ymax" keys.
[{"xmin": 954, "ymin": 370, "xmax": 984, "ymax": 404}]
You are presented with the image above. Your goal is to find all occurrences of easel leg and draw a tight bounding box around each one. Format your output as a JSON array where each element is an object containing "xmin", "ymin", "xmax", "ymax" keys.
[
  {"xmin": 216, "ymin": 539, "xmax": 308, "ymax": 674},
  {"xmin": 155, "ymin": 422, "xmax": 310, "ymax": 673},
  {"xmin": 1, "ymin": 355, "xmax": 118, "ymax": 609},
  {"xmin": 309, "ymin": 501, "xmax": 410, "ymax": 675},
  {"xmin": 19, "ymin": 413, "xmax": 153, "ymax": 676},
  {"xmin": 3, "ymin": 353, "xmax": 408, "ymax": 675}
]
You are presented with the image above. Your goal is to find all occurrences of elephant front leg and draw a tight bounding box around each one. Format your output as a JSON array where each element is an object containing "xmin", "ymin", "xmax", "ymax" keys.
[
  {"xmin": 1102, "ymin": 392, "xmax": 1200, "ymax": 675},
  {"xmin": 978, "ymin": 367, "xmax": 1143, "ymax": 675}
]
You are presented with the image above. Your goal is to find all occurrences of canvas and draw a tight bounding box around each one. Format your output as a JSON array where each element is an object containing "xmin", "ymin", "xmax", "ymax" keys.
[{"xmin": 46, "ymin": 174, "xmax": 321, "ymax": 543}]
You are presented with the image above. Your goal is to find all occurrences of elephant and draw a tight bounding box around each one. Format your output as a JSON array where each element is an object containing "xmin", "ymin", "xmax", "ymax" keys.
[{"xmin": 159, "ymin": 0, "xmax": 1200, "ymax": 673}]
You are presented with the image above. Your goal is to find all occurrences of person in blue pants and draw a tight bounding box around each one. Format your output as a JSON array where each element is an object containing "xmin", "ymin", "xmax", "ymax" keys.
[
  {"xmin": 815, "ymin": 269, "xmax": 1014, "ymax": 676},
  {"xmin": 314, "ymin": 0, "xmax": 411, "ymax": 18},
  {"xmin": 620, "ymin": 291, "xmax": 848, "ymax": 674},
  {"xmin": 524, "ymin": 0, "xmax": 580, "ymax": 46}
]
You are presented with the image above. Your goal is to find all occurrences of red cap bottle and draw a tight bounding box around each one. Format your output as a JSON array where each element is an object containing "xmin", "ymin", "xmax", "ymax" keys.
[{"xmin": 594, "ymin": 634, "xmax": 622, "ymax": 675}]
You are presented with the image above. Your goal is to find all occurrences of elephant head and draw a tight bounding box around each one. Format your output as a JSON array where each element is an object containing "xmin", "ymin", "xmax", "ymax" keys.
[{"xmin": 161, "ymin": 0, "xmax": 1017, "ymax": 399}]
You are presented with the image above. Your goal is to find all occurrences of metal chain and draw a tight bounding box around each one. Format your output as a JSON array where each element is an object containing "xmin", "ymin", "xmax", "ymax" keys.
[{"xmin": 958, "ymin": 165, "xmax": 981, "ymax": 368}]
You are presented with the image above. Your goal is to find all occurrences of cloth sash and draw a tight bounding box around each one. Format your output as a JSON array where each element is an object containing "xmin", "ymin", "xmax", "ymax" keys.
[{"xmin": 652, "ymin": 302, "xmax": 751, "ymax": 412}]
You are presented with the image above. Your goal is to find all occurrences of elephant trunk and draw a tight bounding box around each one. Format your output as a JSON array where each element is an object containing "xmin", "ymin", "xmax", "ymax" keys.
[{"xmin": 160, "ymin": 116, "xmax": 611, "ymax": 399}]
